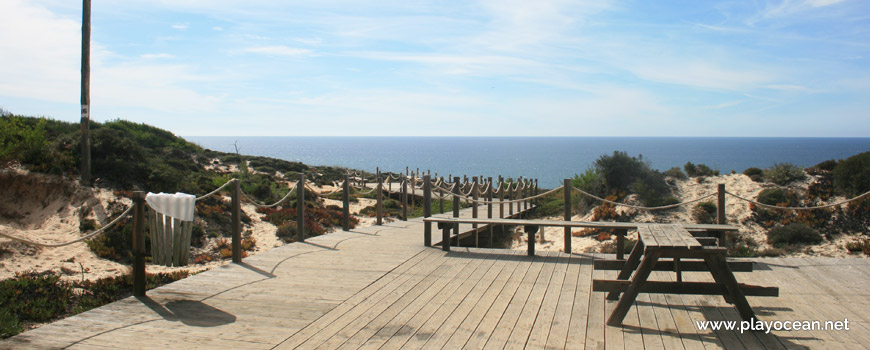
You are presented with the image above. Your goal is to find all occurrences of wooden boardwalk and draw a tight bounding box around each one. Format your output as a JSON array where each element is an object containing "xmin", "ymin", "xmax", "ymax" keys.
[{"xmin": 4, "ymin": 207, "xmax": 870, "ymax": 349}]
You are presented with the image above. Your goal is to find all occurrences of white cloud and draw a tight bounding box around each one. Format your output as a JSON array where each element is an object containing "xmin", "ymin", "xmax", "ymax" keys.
[
  {"xmin": 171, "ymin": 23, "xmax": 188, "ymax": 30},
  {"xmin": 212, "ymin": 26, "xmax": 224, "ymax": 31},
  {"xmin": 140, "ymin": 53, "xmax": 175, "ymax": 59},
  {"xmin": 244, "ymin": 45, "xmax": 311, "ymax": 56}
]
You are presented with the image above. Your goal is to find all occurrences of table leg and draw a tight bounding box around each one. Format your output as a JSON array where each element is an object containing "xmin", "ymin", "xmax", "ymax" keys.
[
  {"xmin": 704, "ymin": 252, "xmax": 756, "ymax": 322},
  {"xmin": 607, "ymin": 250, "xmax": 661, "ymax": 326},
  {"xmin": 607, "ymin": 240, "xmax": 645, "ymax": 300}
]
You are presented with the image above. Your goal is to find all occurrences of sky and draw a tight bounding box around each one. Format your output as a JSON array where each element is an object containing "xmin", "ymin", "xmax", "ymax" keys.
[{"xmin": 1, "ymin": 0, "xmax": 868, "ymax": 137}]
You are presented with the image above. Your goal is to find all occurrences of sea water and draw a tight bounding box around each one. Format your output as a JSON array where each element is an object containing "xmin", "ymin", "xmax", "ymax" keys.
[{"xmin": 185, "ymin": 137, "xmax": 870, "ymax": 188}]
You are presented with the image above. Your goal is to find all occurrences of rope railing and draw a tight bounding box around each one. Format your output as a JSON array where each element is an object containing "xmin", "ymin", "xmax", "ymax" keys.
[
  {"xmin": 571, "ymin": 187, "xmax": 717, "ymax": 211},
  {"xmin": 0, "ymin": 205, "xmax": 134, "ymax": 248},
  {"xmin": 240, "ymin": 186, "xmax": 297, "ymax": 208},
  {"xmin": 726, "ymin": 190, "xmax": 870, "ymax": 211},
  {"xmin": 196, "ymin": 179, "xmax": 235, "ymax": 201}
]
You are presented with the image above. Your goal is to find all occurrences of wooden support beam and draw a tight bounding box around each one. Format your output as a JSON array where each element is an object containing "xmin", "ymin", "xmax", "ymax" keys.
[
  {"xmin": 231, "ymin": 179, "xmax": 241, "ymax": 263},
  {"xmin": 592, "ymin": 280, "xmax": 779, "ymax": 297},
  {"xmin": 593, "ymin": 259, "xmax": 753, "ymax": 272},
  {"xmin": 131, "ymin": 191, "xmax": 146, "ymax": 296}
]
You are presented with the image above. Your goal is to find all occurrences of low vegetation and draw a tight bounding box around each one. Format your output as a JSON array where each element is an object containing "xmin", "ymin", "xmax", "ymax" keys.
[{"xmin": 1, "ymin": 270, "xmax": 190, "ymax": 339}]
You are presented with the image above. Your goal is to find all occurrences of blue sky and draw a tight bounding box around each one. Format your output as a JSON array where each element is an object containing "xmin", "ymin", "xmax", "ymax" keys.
[{"xmin": 1, "ymin": 0, "xmax": 868, "ymax": 136}]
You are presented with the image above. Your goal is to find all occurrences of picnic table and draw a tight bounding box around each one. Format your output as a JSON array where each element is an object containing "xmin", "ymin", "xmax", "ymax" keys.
[{"xmin": 592, "ymin": 224, "xmax": 779, "ymax": 326}]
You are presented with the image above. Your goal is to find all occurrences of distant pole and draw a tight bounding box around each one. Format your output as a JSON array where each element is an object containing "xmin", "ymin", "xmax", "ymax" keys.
[
  {"xmin": 453, "ymin": 176, "xmax": 460, "ymax": 246},
  {"xmin": 80, "ymin": 0, "xmax": 91, "ymax": 186},
  {"xmin": 377, "ymin": 172, "xmax": 383, "ymax": 225}
]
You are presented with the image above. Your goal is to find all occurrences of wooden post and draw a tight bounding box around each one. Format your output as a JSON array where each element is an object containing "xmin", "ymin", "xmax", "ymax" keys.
[
  {"xmin": 439, "ymin": 177, "xmax": 445, "ymax": 214},
  {"xmin": 526, "ymin": 225, "xmax": 537, "ymax": 256},
  {"xmin": 487, "ymin": 176, "xmax": 493, "ymax": 247},
  {"xmin": 231, "ymin": 179, "xmax": 241, "ymax": 263},
  {"xmin": 79, "ymin": 0, "xmax": 91, "ymax": 186},
  {"xmin": 131, "ymin": 191, "xmax": 146, "ymax": 297},
  {"xmin": 297, "ymin": 174, "xmax": 305, "ymax": 242},
  {"xmin": 564, "ymin": 179, "xmax": 572, "ymax": 254},
  {"xmin": 534, "ymin": 179, "xmax": 538, "ymax": 206},
  {"xmin": 616, "ymin": 229, "xmax": 627, "ymax": 260},
  {"xmin": 508, "ymin": 178, "xmax": 514, "ymax": 217},
  {"xmin": 498, "ymin": 176, "xmax": 504, "ymax": 218},
  {"xmin": 718, "ymin": 184, "xmax": 726, "ymax": 224},
  {"xmin": 452, "ymin": 176, "xmax": 460, "ymax": 246},
  {"xmin": 342, "ymin": 175, "xmax": 350, "ymax": 231},
  {"xmin": 523, "ymin": 178, "xmax": 529, "ymax": 211},
  {"xmin": 423, "ymin": 175, "xmax": 432, "ymax": 247},
  {"xmin": 401, "ymin": 176, "xmax": 408, "ymax": 221},
  {"xmin": 377, "ymin": 172, "xmax": 383, "ymax": 225},
  {"xmin": 472, "ymin": 176, "xmax": 479, "ymax": 247},
  {"xmin": 411, "ymin": 174, "xmax": 416, "ymax": 213}
]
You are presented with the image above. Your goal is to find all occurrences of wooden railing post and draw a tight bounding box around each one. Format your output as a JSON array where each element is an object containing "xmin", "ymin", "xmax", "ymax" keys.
[
  {"xmin": 411, "ymin": 174, "xmax": 416, "ymax": 213},
  {"xmin": 508, "ymin": 178, "xmax": 514, "ymax": 217},
  {"xmin": 131, "ymin": 191, "xmax": 146, "ymax": 297},
  {"xmin": 523, "ymin": 178, "xmax": 529, "ymax": 212},
  {"xmin": 452, "ymin": 176, "xmax": 460, "ymax": 246},
  {"xmin": 718, "ymin": 184, "xmax": 726, "ymax": 224},
  {"xmin": 534, "ymin": 179, "xmax": 538, "ymax": 207},
  {"xmin": 423, "ymin": 175, "xmax": 432, "ymax": 247},
  {"xmin": 472, "ymin": 176, "xmax": 479, "ymax": 247},
  {"xmin": 498, "ymin": 176, "xmax": 504, "ymax": 219},
  {"xmin": 401, "ymin": 176, "xmax": 408, "ymax": 221},
  {"xmin": 564, "ymin": 179, "xmax": 572, "ymax": 254},
  {"xmin": 487, "ymin": 176, "xmax": 493, "ymax": 247},
  {"xmin": 377, "ymin": 172, "xmax": 383, "ymax": 225},
  {"xmin": 439, "ymin": 177, "xmax": 445, "ymax": 214},
  {"xmin": 297, "ymin": 174, "xmax": 305, "ymax": 242},
  {"xmin": 231, "ymin": 179, "xmax": 241, "ymax": 263},
  {"xmin": 342, "ymin": 175, "xmax": 350, "ymax": 231}
]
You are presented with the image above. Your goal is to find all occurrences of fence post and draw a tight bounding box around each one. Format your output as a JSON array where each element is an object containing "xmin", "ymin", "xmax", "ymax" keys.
[
  {"xmin": 423, "ymin": 174, "xmax": 432, "ymax": 247},
  {"xmin": 523, "ymin": 178, "xmax": 529, "ymax": 212},
  {"xmin": 498, "ymin": 176, "xmax": 504, "ymax": 218},
  {"xmin": 472, "ymin": 176, "xmax": 479, "ymax": 247},
  {"xmin": 439, "ymin": 177, "xmax": 445, "ymax": 214},
  {"xmin": 377, "ymin": 172, "xmax": 383, "ymax": 226},
  {"xmin": 342, "ymin": 175, "xmax": 350, "ymax": 231},
  {"xmin": 453, "ymin": 176, "xmax": 460, "ymax": 246},
  {"xmin": 231, "ymin": 179, "xmax": 241, "ymax": 263},
  {"xmin": 534, "ymin": 179, "xmax": 539, "ymax": 207},
  {"xmin": 508, "ymin": 178, "xmax": 514, "ymax": 217},
  {"xmin": 297, "ymin": 174, "xmax": 305, "ymax": 242},
  {"xmin": 564, "ymin": 179, "xmax": 572, "ymax": 254},
  {"xmin": 411, "ymin": 174, "xmax": 416, "ymax": 213},
  {"xmin": 401, "ymin": 176, "xmax": 408, "ymax": 221},
  {"xmin": 718, "ymin": 184, "xmax": 726, "ymax": 224},
  {"xmin": 131, "ymin": 191, "xmax": 146, "ymax": 297},
  {"xmin": 487, "ymin": 176, "xmax": 493, "ymax": 247}
]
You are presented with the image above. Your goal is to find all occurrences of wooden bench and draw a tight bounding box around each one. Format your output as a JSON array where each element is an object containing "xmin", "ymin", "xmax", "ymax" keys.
[
  {"xmin": 422, "ymin": 217, "xmax": 737, "ymax": 259},
  {"xmin": 592, "ymin": 224, "xmax": 779, "ymax": 326}
]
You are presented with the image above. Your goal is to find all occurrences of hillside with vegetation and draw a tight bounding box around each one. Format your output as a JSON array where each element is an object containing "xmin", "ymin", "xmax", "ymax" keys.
[
  {"xmin": 0, "ymin": 114, "xmax": 379, "ymax": 337},
  {"xmin": 525, "ymin": 151, "xmax": 870, "ymax": 257}
]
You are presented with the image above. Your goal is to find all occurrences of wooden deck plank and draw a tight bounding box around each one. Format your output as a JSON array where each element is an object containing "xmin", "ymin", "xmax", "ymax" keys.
[
  {"xmin": 564, "ymin": 253, "xmax": 595, "ymax": 350},
  {"xmin": 544, "ymin": 252, "xmax": 581, "ymax": 350},
  {"xmin": 583, "ymin": 254, "xmax": 606, "ymax": 350},
  {"xmin": 525, "ymin": 252, "xmax": 571, "ymax": 349},
  {"xmin": 417, "ymin": 251, "xmax": 514, "ymax": 349},
  {"xmin": 460, "ymin": 251, "xmax": 537, "ymax": 350},
  {"xmin": 440, "ymin": 251, "xmax": 524, "ymax": 349},
  {"xmin": 650, "ymin": 271, "xmax": 692, "ymax": 350},
  {"xmin": 479, "ymin": 251, "xmax": 550, "ymax": 349}
]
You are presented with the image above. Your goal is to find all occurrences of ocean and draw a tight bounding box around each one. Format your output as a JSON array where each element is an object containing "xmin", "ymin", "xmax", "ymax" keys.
[{"xmin": 185, "ymin": 137, "xmax": 870, "ymax": 188}]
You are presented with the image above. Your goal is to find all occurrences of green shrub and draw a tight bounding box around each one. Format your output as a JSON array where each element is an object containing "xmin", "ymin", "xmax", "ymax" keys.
[
  {"xmin": 590, "ymin": 151, "xmax": 675, "ymax": 208},
  {"xmin": 276, "ymin": 223, "xmax": 297, "ymax": 242},
  {"xmin": 684, "ymin": 162, "xmax": 718, "ymax": 177},
  {"xmin": 768, "ymin": 223, "xmax": 823, "ymax": 246},
  {"xmin": 756, "ymin": 188, "xmax": 789, "ymax": 206},
  {"xmin": 833, "ymin": 152, "xmax": 870, "ymax": 197},
  {"xmin": 763, "ymin": 163, "xmax": 806, "ymax": 186},
  {"xmin": 663, "ymin": 167, "xmax": 686, "ymax": 180},
  {"xmin": 742, "ymin": 167, "xmax": 763, "ymax": 182},
  {"xmin": 692, "ymin": 201, "xmax": 718, "ymax": 224}
]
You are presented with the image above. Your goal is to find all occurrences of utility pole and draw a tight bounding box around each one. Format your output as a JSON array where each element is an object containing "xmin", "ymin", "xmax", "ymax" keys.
[{"xmin": 80, "ymin": 0, "xmax": 91, "ymax": 185}]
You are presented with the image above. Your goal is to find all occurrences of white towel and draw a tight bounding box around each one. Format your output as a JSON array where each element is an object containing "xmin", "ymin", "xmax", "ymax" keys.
[{"xmin": 145, "ymin": 192, "xmax": 196, "ymax": 221}]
